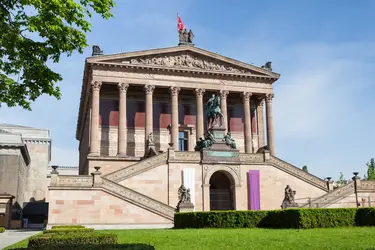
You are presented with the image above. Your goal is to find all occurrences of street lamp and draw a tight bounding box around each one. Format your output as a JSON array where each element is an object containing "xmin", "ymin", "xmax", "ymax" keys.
[{"xmin": 352, "ymin": 172, "xmax": 359, "ymax": 208}]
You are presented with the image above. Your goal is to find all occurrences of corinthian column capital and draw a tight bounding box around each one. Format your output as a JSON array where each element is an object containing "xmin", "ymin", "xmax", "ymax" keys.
[
  {"xmin": 219, "ymin": 90, "xmax": 229, "ymax": 99},
  {"xmin": 144, "ymin": 85, "xmax": 155, "ymax": 94},
  {"xmin": 118, "ymin": 82, "xmax": 129, "ymax": 93},
  {"xmin": 195, "ymin": 88, "xmax": 205, "ymax": 98},
  {"xmin": 169, "ymin": 86, "xmax": 181, "ymax": 96},
  {"xmin": 91, "ymin": 81, "xmax": 102, "ymax": 91},
  {"xmin": 242, "ymin": 92, "xmax": 252, "ymax": 101},
  {"xmin": 265, "ymin": 93, "xmax": 274, "ymax": 103}
]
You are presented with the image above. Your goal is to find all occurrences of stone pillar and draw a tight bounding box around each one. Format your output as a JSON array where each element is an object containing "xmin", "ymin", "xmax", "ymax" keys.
[
  {"xmin": 219, "ymin": 90, "xmax": 229, "ymax": 132},
  {"xmin": 202, "ymin": 184, "xmax": 210, "ymax": 211},
  {"xmin": 257, "ymin": 98, "xmax": 265, "ymax": 148},
  {"xmin": 117, "ymin": 82, "xmax": 129, "ymax": 156},
  {"xmin": 144, "ymin": 85, "xmax": 155, "ymax": 151},
  {"xmin": 195, "ymin": 88, "xmax": 205, "ymax": 141},
  {"xmin": 91, "ymin": 167, "xmax": 102, "ymax": 187},
  {"xmin": 89, "ymin": 81, "xmax": 102, "ymax": 155},
  {"xmin": 242, "ymin": 92, "xmax": 253, "ymax": 153},
  {"xmin": 50, "ymin": 166, "xmax": 59, "ymax": 186},
  {"xmin": 170, "ymin": 87, "xmax": 180, "ymax": 151},
  {"xmin": 265, "ymin": 94, "xmax": 275, "ymax": 155}
]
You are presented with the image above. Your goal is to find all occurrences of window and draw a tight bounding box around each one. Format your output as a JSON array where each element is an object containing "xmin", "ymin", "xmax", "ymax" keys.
[{"xmin": 178, "ymin": 131, "xmax": 188, "ymax": 151}]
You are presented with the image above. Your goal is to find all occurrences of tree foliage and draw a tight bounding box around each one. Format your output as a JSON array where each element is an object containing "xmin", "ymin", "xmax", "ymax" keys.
[
  {"xmin": 339, "ymin": 172, "xmax": 346, "ymax": 185},
  {"xmin": 366, "ymin": 158, "xmax": 375, "ymax": 180},
  {"xmin": 302, "ymin": 165, "xmax": 308, "ymax": 173},
  {"xmin": 0, "ymin": 0, "xmax": 115, "ymax": 110}
]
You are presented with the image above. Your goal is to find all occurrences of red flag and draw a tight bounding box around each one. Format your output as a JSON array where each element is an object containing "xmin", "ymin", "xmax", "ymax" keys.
[{"xmin": 177, "ymin": 16, "xmax": 185, "ymax": 31}]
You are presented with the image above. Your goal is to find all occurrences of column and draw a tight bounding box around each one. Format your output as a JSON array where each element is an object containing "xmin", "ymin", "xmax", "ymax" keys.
[
  {"xmin": 257, "ymin": 98, "xmax": 265, "ymax": 148},
  {"xmin": 242, "ymin": 92, "xmax": 252, "ymax": 153},
  {"xmin": 89, "ymin": 81, "xmax": 102, "ymax": 155},
  {"xmin": 144, "ymin": 85, "xmax": 155, "ymax": 151},
  {"xmin": 195, "ymin": 88, "xmax": 205, "ymax": 141},
  {"xmin": 117, "ymin": 82, "xmax": 129, "ymax": 156},
  {"xmin": 266, "ymin": 93, "xmax": 275, "ymax": 155},
  {"xmin": 219, "ymin": 90, "xmax": 229, "ymax": 132},
  {"xmin": 170, "ymin": 86, "xmax": 180, "ymax": 150}
]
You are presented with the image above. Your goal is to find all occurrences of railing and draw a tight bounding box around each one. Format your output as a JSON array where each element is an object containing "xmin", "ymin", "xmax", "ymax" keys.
[
  {"xmin": 268, "ymin": 156, "xmax": 327, "ymax": 190},
  {"xmin": 57, "ymin": 175, "xmax": 93, "ymax": 187},
  {"xmin": 173, "ymin": 151, "xmax": 201, "ymax": 163},
  {"xmin": 239, "ymin": 153, "xmax": 264, "ymax": 164},
  {"xmin": 104, "ymin": 152, "xmax": 168, "ymax": 182},
  {"xmin": 301, "ymin": 182, "xmax": 355, "ymax": 208},
  {"xmin": 102, "ymin": 179, "xmax": 175, "ymax": 220}
]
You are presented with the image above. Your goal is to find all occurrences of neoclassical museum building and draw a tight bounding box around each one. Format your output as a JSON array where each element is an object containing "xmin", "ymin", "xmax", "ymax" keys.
[{"xmin": 46, "ymin": 42, "xmax": 375, "ymax": 228}]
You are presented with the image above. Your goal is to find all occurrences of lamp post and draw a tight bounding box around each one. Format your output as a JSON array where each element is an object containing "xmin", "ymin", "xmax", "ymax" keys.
[
  {"xmin": 326, "ymin": 177, "xmax": 332, "ymax": 190},
  {"xmin": 352, "ymin": 172, "xmax": 359, "ymax": 208}
]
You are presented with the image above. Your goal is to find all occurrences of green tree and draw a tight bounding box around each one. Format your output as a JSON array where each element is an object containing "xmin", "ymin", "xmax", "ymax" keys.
[
  {"xmin": 339, "ymin": 172, "xmax": 346, "ymax": 185},
  {"xmin": 366, "ymin": 158, "xmax": 375, "ymax": 180},
  {"xmin": 0, "ymin": 0, "xmax": 115, "ymax": 110},
  {"xmin": 302, "ymin": 165, "xmax": 308, "ymax": 173}
]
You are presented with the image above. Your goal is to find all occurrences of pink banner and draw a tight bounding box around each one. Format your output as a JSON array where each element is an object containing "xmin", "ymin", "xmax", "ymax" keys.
[{"xmin": 248, "ymin": 170, "xmax": 260, "ymax": 210}]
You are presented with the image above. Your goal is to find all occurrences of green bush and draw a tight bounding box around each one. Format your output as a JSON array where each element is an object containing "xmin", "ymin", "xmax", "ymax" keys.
[
  {"xmin": 0, "ymin": 227, "xmax": 5, "ymax": 233},
  {"xmin": 28, "ymin": 233, "xmax": 118, "ymax": 247},
  {"xmin": 51, "ymin": 225, "xmax": 85, "ymax": 229},
  {"xmin": 43, "ymin": 228, "xmax": 95, "ymax": 234},
  {"xmin": 19, "ymin": 243, "xmax": 154, "ymax": 249},
  {"xmin": 355, "ymin": 207, "xmax": 375, "ymax": 226},
  {"xmin": 174, "ymin": 208, "xmax": 375, "ymax": 229}
]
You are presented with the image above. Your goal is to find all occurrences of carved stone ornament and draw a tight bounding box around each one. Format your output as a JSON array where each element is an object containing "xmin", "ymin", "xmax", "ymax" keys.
[
  {"xmin": 144, "ymin": 85, "xmax": 155, "ymax": 94},
  {"xmin": 170, "ymin": 86, "xmax": 180, "ymax": 96},
  {"xmin": 118, "ymin": 82, "xmax": 129, "ymax": 92},
  {"xmin": 219, "ymin": 90, "xmax": 229, "ymax": 99},
  {"xmin": 258, "ymin": 98, "xmax": 265, "ymax": 107},
  {"xmin": 281, "ymin": 185, "xmax": 299, "ymax": 209},
  {"xmin": 242, "ymin": 92, "xmax": 252, "ymax": 101},
  {"xmin": 125, "ymin": 53, "xmax": 251, "ymax": 74},
  {"xmin": 91, "ymin": 81, "xmax": 102, "ymax": 91},
  {"xmin": 266, "ymin": 93, "xmax": 274, "ymax": 102},
  {"xmin": 195, "ymin": 88, "xmax": 205, "ymax": 98}
]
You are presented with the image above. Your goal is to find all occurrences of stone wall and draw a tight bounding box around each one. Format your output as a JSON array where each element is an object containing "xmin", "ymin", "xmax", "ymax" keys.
[{"xmin": 48, "ymin": 189, "xmax": 172, "ymax": 226}]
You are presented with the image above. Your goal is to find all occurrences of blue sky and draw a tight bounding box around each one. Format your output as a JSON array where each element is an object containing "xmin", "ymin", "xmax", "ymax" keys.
[{"xmin": 1, "ymin": 0, "xmax": 375, "ymax": 180}]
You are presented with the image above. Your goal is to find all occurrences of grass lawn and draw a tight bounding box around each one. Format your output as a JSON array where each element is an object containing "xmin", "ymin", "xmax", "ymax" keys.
[{"xmin": 5, "ymin": 227, "xmax": 375, "ymax": 249}]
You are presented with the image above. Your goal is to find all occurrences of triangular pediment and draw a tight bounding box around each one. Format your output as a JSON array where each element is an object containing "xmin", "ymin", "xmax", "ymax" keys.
[{"xmin": 87, "ymin": 46, "xmax": 280, "ymax": 78}]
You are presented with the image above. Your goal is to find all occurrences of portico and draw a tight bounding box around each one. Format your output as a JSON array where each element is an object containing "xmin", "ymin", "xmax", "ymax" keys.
[{"xmin": 82, "ymin": 45, "xmax": 277, "ymax": 167}]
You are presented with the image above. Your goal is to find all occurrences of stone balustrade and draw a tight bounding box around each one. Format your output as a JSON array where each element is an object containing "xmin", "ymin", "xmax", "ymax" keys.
[{"xmin": 49, "ymin": 167, "xmax": 103, "ymax": 188}]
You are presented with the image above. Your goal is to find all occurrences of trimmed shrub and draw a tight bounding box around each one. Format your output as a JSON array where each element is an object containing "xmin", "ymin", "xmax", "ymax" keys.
[
  {"xmin": 174, "ymin": 210, "xmax": 269, "ymax": 228},
  {"xmin": 43, "ymin": 228, "xmax": 95, "ymax": 234},
  {"xmin": 24, "ymin": 243, "xmax": 154, "ymax": 249},
  {"xmin": 51, "ymin": 225, "xmax": 85, "ymax": 229},
  {"xmin": 174, "ymin": 208, "xmax": 369, "ymax": 229},
  {"xmin": 355, "ymin": 207, "xmax": 375, "ymax": 226},
  {"xmin": 28, "ymin": 233, "xmax": 118, "ymax": 247},
  {"xmin": 0, "ymin": 227, "xmax": 5, "ymax": 233}
]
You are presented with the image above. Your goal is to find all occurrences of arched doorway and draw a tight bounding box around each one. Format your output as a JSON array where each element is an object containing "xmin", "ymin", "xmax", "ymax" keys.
[{"xmin": 209, "ymin": 171, "xmax": 235, "ymax": 210}]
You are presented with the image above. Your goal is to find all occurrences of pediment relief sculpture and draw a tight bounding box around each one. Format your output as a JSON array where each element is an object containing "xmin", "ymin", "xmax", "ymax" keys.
[{"xmin": 122, "ymin": 53, "xmax": 252, "ymax": 74}]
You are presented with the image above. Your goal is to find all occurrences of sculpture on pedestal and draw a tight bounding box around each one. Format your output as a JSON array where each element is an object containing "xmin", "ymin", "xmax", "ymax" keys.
[
  {"xmin": 178, "ymin": 28, "xmax": 194, "ymax": 44},
  {"xmin": 206, "ymin": 94, "xmax": 224, "ymax": 130},
  {"xmin": 223, "ymin": 132, "xmax": 237, "ymax": 149},
  {"xmin": 176, "ymin": 184, "xmax": 194, "ymax": 212},
  {"xmin": 281, "ymin": 185, "xmax": 299, "ymax": 209}
]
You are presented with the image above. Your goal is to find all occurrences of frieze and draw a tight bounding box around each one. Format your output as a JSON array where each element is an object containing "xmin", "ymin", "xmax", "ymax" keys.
[
  {"xmin": 104, "ymin": 152, "xmax": 168, "ymax": 182},
  {"xmin": 239, "ymin": 153, "xmax": 264, "ymax": 164},
  {"xmin": 102, "ymin": 179, "xmax": 175, "ymax": 219},
  {"xmin": 172, "ymin": 151, "xmax": 201, "ymax": 163},
  {"xmin": 359, "ymin": 181, "xmax": 375, "ymax": 190},
  {"xmin": 268, "ymin": 156, "xmax": 327, "ymax": 190},
  {"xmin": 57, "ymin": 176, "xmax": 93, "ymax": 187},
  {"xmin": 124, "ymin": 53, "xmax": 251, "ymax": 74},
  {"xmin": 92, "ymin": 69, "xmax": 273, "ymax": 90}
]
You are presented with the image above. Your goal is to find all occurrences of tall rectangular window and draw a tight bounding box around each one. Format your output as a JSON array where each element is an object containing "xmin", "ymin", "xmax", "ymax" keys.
[{"xmin": 178, "ymin": 131, "xmax": 188, "ymax": 151}]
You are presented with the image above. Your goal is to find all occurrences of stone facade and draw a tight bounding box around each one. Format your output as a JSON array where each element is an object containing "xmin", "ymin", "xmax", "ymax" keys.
[{"xmin": 46, "ymin": 45, "xmax": 375, "ymax": 228}]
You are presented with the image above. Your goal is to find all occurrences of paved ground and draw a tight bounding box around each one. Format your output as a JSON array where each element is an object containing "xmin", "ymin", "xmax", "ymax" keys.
[{"xmin": 0, "ymin": 229, "xmax": 41, "ymax": 249}]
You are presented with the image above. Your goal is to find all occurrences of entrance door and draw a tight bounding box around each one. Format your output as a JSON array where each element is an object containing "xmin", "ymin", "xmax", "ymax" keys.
[{"xmin": 209, "ymin": 171, "xmax": 234, "ymax": 210}]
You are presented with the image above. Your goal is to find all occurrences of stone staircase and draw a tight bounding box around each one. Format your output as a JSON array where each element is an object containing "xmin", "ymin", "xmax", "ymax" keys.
[
  {"xmin": 103, "ymin": 152, "xmax": 168, "ymax": 182},
  {"xmin": 101, "ymin": 178, "xmax": 175, "ymax": 220},
  {"xmin": 268, "ymin": 156, "xmax": 328, "ymax": 191},
  {"xmin": 300, "ymin": 182, "xmax": 355, "ymax": 208}
]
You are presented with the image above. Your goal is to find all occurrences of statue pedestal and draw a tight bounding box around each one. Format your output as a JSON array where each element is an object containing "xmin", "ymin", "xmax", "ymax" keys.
[
  {"xmin": 177, "ymin": 202, "xmax": 195, "ymax": 212},
  {"xmin": 281, "ymin": 200, "xmax": 299, "ymax": 209},
  {"xmin": 201, "ymin": 125, "xmax": 240, "ymax": 164}
]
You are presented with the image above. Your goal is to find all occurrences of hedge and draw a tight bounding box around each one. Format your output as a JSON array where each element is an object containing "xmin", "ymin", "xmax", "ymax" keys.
[
  {"xmin": 0, "ymin": 227, "xmax": 5, "ymax": 233},
  {"xmin": 28, "ymin": 233, "xmax": 118, "ymax": 247},
  {"xmin": 17, "ymin": 243, "xmax": 154, "ymax": 250},
  {"xmin": 43, "ymin": 228, "xmax": 95, "ymax": 234},
  {"xmin": 51, "ymin": 225, "xmax": 85, "ymax": 229},
  {"xmin": 174, "ymin": 208, "xmax": 375, "ymax": 229}
]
